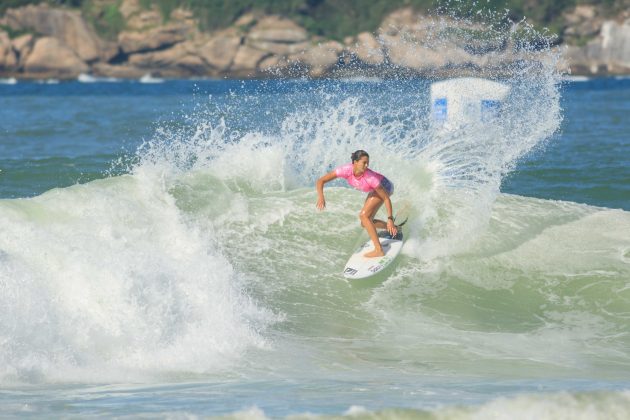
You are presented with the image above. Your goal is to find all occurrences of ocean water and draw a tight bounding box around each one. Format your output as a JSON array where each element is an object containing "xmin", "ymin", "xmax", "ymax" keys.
[{"xmin": 1, "ymin": 62, "xmax": 630, "ymax": 418}]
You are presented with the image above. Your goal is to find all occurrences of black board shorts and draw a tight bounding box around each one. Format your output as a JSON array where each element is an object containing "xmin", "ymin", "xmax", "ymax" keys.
[{"xmin": 379, "ymin": 177, "xmax": 394, "ymax": 196}]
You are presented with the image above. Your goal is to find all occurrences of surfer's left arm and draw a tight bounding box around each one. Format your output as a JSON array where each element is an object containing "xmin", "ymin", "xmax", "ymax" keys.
[{"xmin": 374, "ymin": 186, "xmax": 397, "ymax": 237}]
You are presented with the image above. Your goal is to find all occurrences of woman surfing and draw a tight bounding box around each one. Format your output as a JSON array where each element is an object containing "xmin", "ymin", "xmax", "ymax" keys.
[{"xmin": 316, "ymin": 150, "xmax": 398, "ymax": 258}]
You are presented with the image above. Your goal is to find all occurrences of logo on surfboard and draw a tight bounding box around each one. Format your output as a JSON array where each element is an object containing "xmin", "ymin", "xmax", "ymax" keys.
[{"xmin": 344, "ymin": 267, "xmax": 358, "ymax": 276}]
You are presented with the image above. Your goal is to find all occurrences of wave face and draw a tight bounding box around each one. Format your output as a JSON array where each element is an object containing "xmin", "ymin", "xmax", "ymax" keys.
[{"xmin": 1, "ymin": 11, "xmax": 629, "ymax": 389}]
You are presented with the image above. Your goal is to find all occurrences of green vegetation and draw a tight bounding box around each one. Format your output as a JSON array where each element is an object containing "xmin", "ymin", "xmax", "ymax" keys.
[
  {"xmin": 0, "ymin": 24, "xmax": 32, "ymax": 38},
  {"xmin": 0, "ymin": 0, "xmax": 125, "ymax": 39},
  {"xmin": 166, "ymin": 0, "xmax": 437, "ymax": 39},
  {"xmin": 0, "ymin": 0, "xmax": 39, "ymax": 15},
  {"xmin": 84, "ymin": 0, "xmax": 125, "ymax": 40},
  {"xmin": 295, "ymin": 0, "xmax": 436, "ymax": 40},
  {"xmin": 150, "ymin": 0, "xmax": 179, "ymax": 23},
  {"xmin": 1, "ymin": 0, "xmax": 628, "ymax": 41},
  {"xmin": 0, "ymin": 0, "xmax": 83, "ymax": 14}
]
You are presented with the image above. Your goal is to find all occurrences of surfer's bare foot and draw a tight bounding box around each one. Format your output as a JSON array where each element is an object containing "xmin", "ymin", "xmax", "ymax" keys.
[{"xmin": 364, "ymin": 249, "xmax": 385, "ymax": 258}]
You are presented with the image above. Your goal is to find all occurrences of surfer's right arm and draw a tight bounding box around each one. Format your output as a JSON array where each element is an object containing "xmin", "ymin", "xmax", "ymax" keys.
[{"xmin": 316, "ymin": 171, "xmax": 337, "ymax": 210}]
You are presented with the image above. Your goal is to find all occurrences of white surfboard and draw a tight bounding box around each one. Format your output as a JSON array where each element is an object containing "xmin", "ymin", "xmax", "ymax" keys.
[{"xmin": 343, "ymin": 230, "xmax": 404, "ymax": 280}]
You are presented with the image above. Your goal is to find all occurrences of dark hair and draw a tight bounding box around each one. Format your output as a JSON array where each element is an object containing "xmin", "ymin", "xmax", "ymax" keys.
[{"xmin": 351, "ymin": 150, "xmax": 369, "ymax": 163}]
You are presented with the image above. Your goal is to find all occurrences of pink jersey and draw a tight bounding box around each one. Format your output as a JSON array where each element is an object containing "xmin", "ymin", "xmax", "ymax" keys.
[{"xmin": 335, "ymin": 163, "xmax": 384, "ymax": 193}]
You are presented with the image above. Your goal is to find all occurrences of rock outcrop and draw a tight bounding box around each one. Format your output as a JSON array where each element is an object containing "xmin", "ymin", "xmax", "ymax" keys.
[
  {"xmin": 348, "ymin": 32, "xmax": 385, "ymax": 66},
  {"xmin": 563, "ymin": 6, "xmax": 630, "ymax": 75},
  {"xmin": 127, "ymin": 40, "xmax": 207, "ymax": 76},
  {"xmin": 562, "ymin": 5, "xmax": 603, "ymax": 44},
  {"xmin": 248, "ymin": 16, "xmax": 308, "ymax": 44},
  {"xmin": 197, "ymin": 28, "xmax": 242, "ymax": 72},
  {"xmin": 300, "ymin": 41, "xmax": 344, "ymax": 76},
  {"xmin": 118, "ymin": 24, "xmax": 189, "ymax": 54},
  {"xmin": 2, "ymin": 4, "xmax": 102, "ymax": 62},
  {"xmin": 92, "ymin": 62, "xmax": 145, "ymax": 78},
  {"xmin": 1, "ymin": 2, "xmax": 630, "ymax": 79},
  {"xmin": 23, "ymin": 36, "xmax": 89, "ymax": 77},
  {"xmin": 0, "ymin": 31, "xmax": 18, "ymax": 71},
  {"xmin": 10, "ymin": 33, "xmax": 34, "ymax": 69},
  {"xmin": 231, "ymin": 44, "xmax": 271, "ymax": 74},
  {"xmin": 233, "ymin": 15, "xmax": 316, "ymax": 76},
  {"xmin": 120, "ymin": 0, "xmax": 162, "ymax": 30}
]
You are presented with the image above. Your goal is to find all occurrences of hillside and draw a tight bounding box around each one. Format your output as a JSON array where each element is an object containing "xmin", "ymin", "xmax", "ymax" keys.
[
  {"xmin": 1, "ymin": 0, "xmax": 629, "ymax": 79},
  {"xmin": 1, "ymin": 0, "xmax": 627, "ymax": 41}
]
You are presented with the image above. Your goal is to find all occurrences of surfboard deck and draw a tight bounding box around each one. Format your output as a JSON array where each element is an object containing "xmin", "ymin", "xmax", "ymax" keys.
[{"xmin": 343, "ymin": 230, "xmax": 404, "ymax": 280}]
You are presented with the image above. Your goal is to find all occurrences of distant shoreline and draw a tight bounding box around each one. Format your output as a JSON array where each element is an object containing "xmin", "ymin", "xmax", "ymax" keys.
[
  {"xmin": 2, "ymin": 74, "xmax": 629, "ymax": 86},
  {"xmin": 2, "ymin": 4, "xmax": 630, "ymax": 80}
]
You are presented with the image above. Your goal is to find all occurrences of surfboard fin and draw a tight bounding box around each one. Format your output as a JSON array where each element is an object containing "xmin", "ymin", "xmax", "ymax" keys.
[{"xmin": 394, "ymin": 217, "xmax": 408, "ymax": 229}]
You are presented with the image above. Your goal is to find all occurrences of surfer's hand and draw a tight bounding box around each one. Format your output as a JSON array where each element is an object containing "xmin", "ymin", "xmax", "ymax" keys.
[
  {"xmin": 387, "ymin": 219, "xmax": 397, "ymax": 236},
  {"xmin": 316, "ymin": 197, "xmax": 326, "ymax": 210}
]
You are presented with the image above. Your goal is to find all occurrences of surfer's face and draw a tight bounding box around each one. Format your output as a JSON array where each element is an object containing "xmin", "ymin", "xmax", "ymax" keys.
[{"xmin": 353, "ymin": 156, "xmax": 369, "ymax": 175}]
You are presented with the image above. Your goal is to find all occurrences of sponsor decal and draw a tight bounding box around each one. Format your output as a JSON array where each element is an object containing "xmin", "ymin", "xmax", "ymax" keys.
[
  {"xmin": 344, "ymin": 267, "xmax": 358, "ymax": 276},
  {"xmin": 368, "ymin": 265, "xmax": 382, "ymax": 273}
]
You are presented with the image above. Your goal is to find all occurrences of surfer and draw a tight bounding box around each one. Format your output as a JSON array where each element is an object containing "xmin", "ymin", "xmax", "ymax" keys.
[{"xmin": 316, "ymin": 150, "xmax": 397, "ymax": 258}]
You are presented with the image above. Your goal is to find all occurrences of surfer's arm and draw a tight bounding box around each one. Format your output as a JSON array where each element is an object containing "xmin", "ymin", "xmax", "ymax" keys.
[
  {"xmin": 316, "ymin": 171, "xmax": 337, "ymax": 210},
  {"xmin": 374, "ymin": 186, "xmax": 397, "ymax": 236}
]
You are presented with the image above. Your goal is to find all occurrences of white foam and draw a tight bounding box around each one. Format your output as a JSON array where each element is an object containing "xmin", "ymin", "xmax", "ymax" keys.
[
  {"xmin": 140, "ymin": 73, "xmax": 164, "ymax": 84},
  {"xmin": 340, "ymin": 76, "xmax": 383, "ymax": 83},
  {"xmin": 344, "ymin": 405, "xmax": 369, "ymax": 415},
  {"xmin": 229, "ymin": 406, "xmax": 269, "ymax": 420},
  {"xmin": 34, "ymin": 79, "xmax": 59, "ymax": 84},
  {"xmin": 0, "ymin": 173, "xmax": 277, "ymax": 384},
  {"xmin": 78, "ymin": 73, "xmax": 120, "ymax": 83},
  {"xmin": 216, "ymin": 391, "xmax": 630, "ymax": 419},
  {"xmin": 563, "ymin": 75, "xmax": 591, "ymax": 82},
  {"xmin": 438, "ymin": 390, "xmax": 630, "ymax": 420}
]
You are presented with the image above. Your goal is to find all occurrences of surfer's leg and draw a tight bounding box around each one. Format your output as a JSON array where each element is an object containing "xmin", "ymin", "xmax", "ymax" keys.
[
  {"xmin": 359, "ymin": 194, "xmax": 385, "ymax": 257},
  {"xmin": 370, "ymin": 179, "xmax": 394, "ymax": 230},
  {"xmin": 372, "ymin": 219, "xmax": 388, "ymax": 229}
]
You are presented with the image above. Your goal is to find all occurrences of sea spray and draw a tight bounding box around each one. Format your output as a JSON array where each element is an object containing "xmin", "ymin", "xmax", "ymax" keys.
[{"xmin": 152, "ymin": 5, "xmax": 564, "ymax": 260}]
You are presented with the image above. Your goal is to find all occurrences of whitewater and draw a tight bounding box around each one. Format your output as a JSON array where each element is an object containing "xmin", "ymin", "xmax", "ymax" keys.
[{"xmin": 1, "ymin": 13, "xmax": 630, "ymax": 420}]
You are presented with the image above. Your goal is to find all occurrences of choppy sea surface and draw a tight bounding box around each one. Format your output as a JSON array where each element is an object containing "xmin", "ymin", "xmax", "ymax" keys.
[{"xmin": 0, "ymin": 73, "xmax": 629, "ymax": 418}]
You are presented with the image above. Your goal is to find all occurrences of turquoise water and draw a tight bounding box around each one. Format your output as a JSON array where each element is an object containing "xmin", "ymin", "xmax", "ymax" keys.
[{"xmin": 0, "ymin": 74, "xmax": 629, "ymax": 418}]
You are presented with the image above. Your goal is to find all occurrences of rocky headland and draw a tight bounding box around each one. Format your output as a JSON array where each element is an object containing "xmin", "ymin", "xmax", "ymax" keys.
[{"xmin": 0, "ymin": 1, "xmax": 629, "ymax": 80}]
